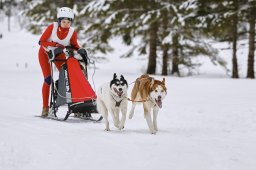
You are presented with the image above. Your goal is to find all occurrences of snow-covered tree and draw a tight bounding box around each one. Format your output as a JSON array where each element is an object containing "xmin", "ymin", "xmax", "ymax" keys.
[
  {"xmin": 82, "ymin": 0, "xmax": 223, "ymax": 76},
  {"xmin": 23, "ymin": 0, "xmax": 90, "ymax": 34},
  {"xmin": 246, "ymin": 0, "xmax": 256, "ymax": 78},
  {"xmin": 24, "ymin": 0, "xmax": 254, "ymax": 77},
  {"xmin": 197, "ymin": 0, "xmax": 249, "ymax": 78}
]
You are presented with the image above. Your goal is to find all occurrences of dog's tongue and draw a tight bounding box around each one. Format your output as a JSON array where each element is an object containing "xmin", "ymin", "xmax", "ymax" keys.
[
  {"xmin": 155, "ymin": 99, "xmax": 162, "ymax": 108},
  {"xmin": 117, "ymin": 91, "xmax": 123, "ymax": 97},
  {"xmin": 114, "ymin": 88, "xmax": 123, "ymax": 97}
]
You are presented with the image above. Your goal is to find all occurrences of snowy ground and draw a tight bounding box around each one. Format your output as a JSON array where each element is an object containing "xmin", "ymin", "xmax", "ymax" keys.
[{"xmin": 1, "ymin": 19, "xmax": 256, "ymax": 170}]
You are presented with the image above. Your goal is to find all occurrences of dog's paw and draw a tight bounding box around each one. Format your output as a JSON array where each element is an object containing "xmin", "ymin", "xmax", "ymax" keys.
[
  {"xmin": 118, "ymin": 125, "xmax": 124, "ymax": 130},
  {"xmin": 114, "ymin": 123, "xmax": 119, "ymax": 128},
  {"xmin": 104, "ymin": 128, "xmax": 110, "ymax": 131},
  {"xmin": 150, "ymin": 130, "xmax": 157, "ymax": 134},
  {"xmin": 129, "ymin": 113, "xmax": 133, "ymax": 119}
]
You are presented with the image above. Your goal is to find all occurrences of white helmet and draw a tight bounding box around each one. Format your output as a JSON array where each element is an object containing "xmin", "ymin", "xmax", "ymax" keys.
[{"xmin": 57, "ymin": 7, "xmax": 74, "ymax": 20}]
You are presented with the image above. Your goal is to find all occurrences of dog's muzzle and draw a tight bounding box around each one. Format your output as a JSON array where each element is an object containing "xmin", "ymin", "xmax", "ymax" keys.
[
  {"xmin": 155, "ymin": 96, "xmax": 162, "ymax": 108},
  {"xmin": 114, "ymin": 88, "xmax": 123, "ymax": 98}
]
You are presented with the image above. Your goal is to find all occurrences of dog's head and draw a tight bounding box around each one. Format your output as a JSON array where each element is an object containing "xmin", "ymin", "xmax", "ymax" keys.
[
  {"xmin": 149, "ymin": 78, "xmax": 167, "ymax": 108},
  {"xmin": 110, "ymin": 73, "xmax": 128, "ymax": 98}
]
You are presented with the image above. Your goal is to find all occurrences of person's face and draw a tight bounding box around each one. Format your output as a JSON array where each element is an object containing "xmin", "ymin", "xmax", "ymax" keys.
[{"xmin": 60, "ymin": 19, "xmax": 71, "ymax": 28}]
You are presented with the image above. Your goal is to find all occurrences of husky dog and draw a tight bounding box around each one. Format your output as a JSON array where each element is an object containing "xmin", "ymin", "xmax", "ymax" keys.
[
  {"xmin": 129, "ymin": 74, "xmax": 167, "ymax": 134},
  {"xmin": 97, "ymin": 73, "xmax": 128, "ymax": 131}
]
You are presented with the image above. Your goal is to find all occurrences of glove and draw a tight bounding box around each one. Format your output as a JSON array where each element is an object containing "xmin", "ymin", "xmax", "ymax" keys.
[
  {"xmin": 47, "ymin": 47, "xmax": 64, "ymax": 61},
  {"xmin": 55, "ymin": 43, "xmax": 65, "ymax": 48},
  {"xmin": 63, "ymin": 48, "xmax": 74, "ymax": 57},
  {"xmin": 77, "ymin": 48, "xmax": 88, "ymax": 63}
]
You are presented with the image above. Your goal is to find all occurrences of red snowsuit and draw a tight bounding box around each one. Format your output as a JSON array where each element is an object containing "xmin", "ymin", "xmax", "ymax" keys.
[{"xmin": 38, "ymin": 23, "xmax": 80, "ymax": 108}]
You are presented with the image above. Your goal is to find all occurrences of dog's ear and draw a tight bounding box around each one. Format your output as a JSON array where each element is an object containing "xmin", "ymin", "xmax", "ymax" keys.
[
  {"xmin": 150, "ymin": 77, "xmax": 155, "ymax": 88},
  {"xmin": 162, "ymin": 78, "xmax": 165, "ymax": 85},
  {"xmin": 113, "ymin": 73, "xmax": 117, "ymax": 80},
  {"xmin": 120, "ymin": 75, "xmax": 128, "ymax": 87}
]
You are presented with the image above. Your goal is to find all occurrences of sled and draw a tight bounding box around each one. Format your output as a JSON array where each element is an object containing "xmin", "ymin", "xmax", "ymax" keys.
[{"xmin": 46, "ymin": 46, "xmax": 102, "ymax": 122}]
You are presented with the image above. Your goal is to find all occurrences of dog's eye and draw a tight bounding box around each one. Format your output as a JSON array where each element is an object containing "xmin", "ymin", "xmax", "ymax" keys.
[{"xmin": 155, "ymin": 90, "xmax": 157, "ymax": 92}]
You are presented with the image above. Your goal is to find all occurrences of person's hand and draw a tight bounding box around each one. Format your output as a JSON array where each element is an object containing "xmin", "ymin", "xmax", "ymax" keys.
[
  {"xmin": 77, "ymin": 48, "xmax": 88, "ymax": 63},
  {"xmin": 77, "ymin": 48, "xmax": 87, "ymax": 57},
  {"xmin": 55, "ymin": 43, "xmax": 65, "ymax": 48}
]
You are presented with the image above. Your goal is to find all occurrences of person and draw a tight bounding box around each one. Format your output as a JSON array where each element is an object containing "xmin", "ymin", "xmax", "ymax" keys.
[{"xmin": 38, "ymin": 7, "xmax": 87, "ymax": 117}]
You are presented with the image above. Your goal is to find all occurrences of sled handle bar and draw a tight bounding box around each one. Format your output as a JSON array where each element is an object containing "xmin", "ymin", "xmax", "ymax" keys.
[
  {"xmin": 48, "ymin": 45, "xmax": 76, "ymax": 62},
  {"xmin": 48, "ymin": 46, "xmax": 92, "ymax": 65},
  {"xmin": 52, "ymin": 58, "xmax": 85, "ymax": 62},
  {"xmin": 62, "ymin": 46, "xmax": 94, "ymax": 65},
  {"xmin": 62, "ymin": 45, "xmax": 75, "ymax": 50}
]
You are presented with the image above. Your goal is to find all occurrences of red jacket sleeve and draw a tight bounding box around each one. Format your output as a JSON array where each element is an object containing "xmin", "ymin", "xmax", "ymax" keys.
[
  {"xmin": 70, "ymin": 31, "xmax": 80, "ymax": 50},
  {"xmin": 39, "ymin": 24, "xmax": 57, "ymax": 47}
]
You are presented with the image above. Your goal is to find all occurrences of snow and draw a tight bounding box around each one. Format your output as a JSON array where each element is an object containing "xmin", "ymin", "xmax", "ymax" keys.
[
  {"xmin": 82, "ymin": 0, "xmax": 108, "ymax": 13},
  {"xmin": 104, "ymin": 12, "xmax": 117, "ymax": 25},
  {"xmin": 1, "ymin": 18, "xmax": 256, "ymax": 170}
]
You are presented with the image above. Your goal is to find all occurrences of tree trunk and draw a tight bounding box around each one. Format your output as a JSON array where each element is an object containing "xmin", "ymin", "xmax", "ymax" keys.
[
  {"xmin": 247, "ymin": 2, "xmax": 255, "ymax": 79},
  {"xmin": 162, "ymin": 44, "xmax": 168, "ymax": 75},
  {"xmin": 7, "ymin": 8, "xmax": 11, "ymax": 32},
  {"xmin": 146, "ymin": 21, "xmax": 158, "ymax": 74},
  {"xmin": 171, "ymin": 34, "xmax": 180, "ymax": 76},
  {"xmin": 162, "ymin": 12, "xmax": 168, "ymax": 76},
  {"xmin": 231, "ymin": 1, "xmax": 239, "ymax": 79}
]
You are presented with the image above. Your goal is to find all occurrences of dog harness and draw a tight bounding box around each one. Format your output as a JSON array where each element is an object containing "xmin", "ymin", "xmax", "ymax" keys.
[{"xmin": 110, "ymin": 94, "xmax": 124, "ymax": 107}]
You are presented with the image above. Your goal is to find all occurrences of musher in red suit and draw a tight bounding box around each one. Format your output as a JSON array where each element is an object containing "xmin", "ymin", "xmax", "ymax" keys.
[{"xmin": 38, "ymin": 7, "xmax": 87, "ymax": 117}]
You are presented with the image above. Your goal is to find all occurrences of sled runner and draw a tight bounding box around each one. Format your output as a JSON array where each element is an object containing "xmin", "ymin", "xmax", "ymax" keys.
[{"xmin": 46, "ymin": 46, "xmax": 102, "ymax": 122}]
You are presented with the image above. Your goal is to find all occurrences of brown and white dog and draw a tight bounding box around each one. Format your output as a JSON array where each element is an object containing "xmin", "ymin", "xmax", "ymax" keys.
[{"xmin": 129, "ymin": 74, "xmax": 167, "ymax": 134}]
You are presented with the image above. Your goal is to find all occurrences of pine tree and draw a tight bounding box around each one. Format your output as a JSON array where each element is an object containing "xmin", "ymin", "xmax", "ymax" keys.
[
  {"xmin": 23, "ymin": 0, "xmax": 233, "ymax": 77},
  {"xmin": 82, "ymin": 0, "xmax": 162, "ymax": 74},
  {"xmin": 159, "ymin": 0, "xmax": 222, "ymax": 76},
  {"xmin": 147, "ymin": 20, "xmax": 158, "ymax": 74},
  {"xmin": 246, "ymin": 0, "xmax": 256, "ymax": 79},
  {"xmin": 83, "ymin": 0, "xmax": 222, "ymax": 76},
  {"xmin": 161, "ymin": 8, "xmax": 169, "ymax": 76},
  {"xmin": 197, "ymin": 0, "xmax": 248, "ymax": 78},
  {"xmin": 24, "ymin": 0, "xmax": 89, "ymax": 34}
]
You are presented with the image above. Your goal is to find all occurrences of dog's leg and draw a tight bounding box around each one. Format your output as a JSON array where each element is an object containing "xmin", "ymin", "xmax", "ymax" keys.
[
  {"xmin": 115, "ymin": 108, "xmax": 121, "ymax": 128},
  {"xmin": 129, "ymin": 102, "xmax": 136, "ymax": 119},
  {"xmin": 119, "ymin": 104, "xmax": 127, "ymax": 130},
  {"xmin": 111, "ymin": 108, "xmax": 120, "ymax": 128},
  {"xmin": 103, "ymin": 108, "xmax": 110, "ymax": 131},
  {"xmin": 144, "ymin": 104, "xmax": 156, "ymax": 134},
  {"xmin": 145, "ymin": 113, "xmax": 156, "ymax": 134},
  {"xmin": 98, "ymin": 100, "xmax": 110, "ymax": 131},
  {"xmin": 129, "ymin": 83, "xmax": 139, "ymax": 119},
  {"xmin": 153, "ymin": 107, "xmax": 159, "ymax": 131},
  {"xmin": 104, "ymin": 113, "xmax": 110, "ymax": 131},
  {"xmin": 115, "ymin": 108, "xmax": 120, "ymax": 125}
]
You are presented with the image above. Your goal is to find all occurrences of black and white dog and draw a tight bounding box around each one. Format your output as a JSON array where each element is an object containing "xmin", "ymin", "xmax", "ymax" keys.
[{"xmin": 96, "ymin": 73, "xmax": 128, "ymax": 131}]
